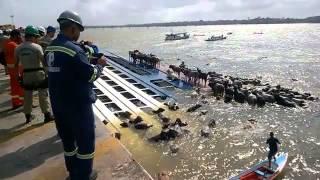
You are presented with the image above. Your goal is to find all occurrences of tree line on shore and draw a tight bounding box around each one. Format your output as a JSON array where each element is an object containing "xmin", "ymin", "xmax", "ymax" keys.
[{"xmin": 85, "ymin": 16, "xmax": 320, "ymax": 28}]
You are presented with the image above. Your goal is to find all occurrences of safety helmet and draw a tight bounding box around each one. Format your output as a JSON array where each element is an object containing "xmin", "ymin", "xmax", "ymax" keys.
[
  {"xmin": 46, "ymin": 26, "xmax": 56, "ymax": 33},
  {"xmin": 25, "ymin": 25, "xmax": 40, "ymax": 37},
  {"xmin": 38, "ymin": 26, "xmax": 46, "ymax": 36},
  {"xmin": 0, "ymin": 30, "xmax": 3, "ymax": 35},
  {"xmin": 57, "ymin": 10, "xmax": 84, "ymax": 31}
]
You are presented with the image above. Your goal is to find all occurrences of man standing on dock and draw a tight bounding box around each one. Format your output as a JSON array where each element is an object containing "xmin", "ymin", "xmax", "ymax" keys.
[
  {"xmin": 15, "ymin": 25, "xmax": 54, "ymax": 124},
  {"xmin": 0, "ymin": 31, "xmax": 9, "ymax": 75},
  {"xmin": 45, "ymin": 10, "xmax": 106, "ymax": 180},
  {"xmin": 4, "ymin": 29, "xmax": 24, "ymax": 109},
  {"xmin": 39, "ymin": 26, "xmax": 56, "ymax": 50},
  {"xmin": 266, "ymin": 132, "xmax": 281, "ymax": 168}
]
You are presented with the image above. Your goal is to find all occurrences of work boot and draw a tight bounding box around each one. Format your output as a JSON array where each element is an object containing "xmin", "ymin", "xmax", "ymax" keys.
[
  {"xmin": 90, "ymin": 170, "xmax": 98, "ymax": 180},
  {"xmin": 44, "ymin": 112, "xmax": 54, "ymax": 123},
  {"xmin": 25, "ymin": 114, "xmax": 35, "ymax": 124},
  {"xmin": 65, "ymin": 170, "xmax": 98, "ymax": 180}
]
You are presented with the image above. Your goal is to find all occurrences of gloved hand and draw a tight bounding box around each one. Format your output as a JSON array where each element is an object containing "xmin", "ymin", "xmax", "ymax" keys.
[
  {"xmin": 97, "ymin": 56, "xmax": 107, "ymax": 67},
  {"xmin": 90, "ymin": 53, "xmax": 106, "ymax": 65}
]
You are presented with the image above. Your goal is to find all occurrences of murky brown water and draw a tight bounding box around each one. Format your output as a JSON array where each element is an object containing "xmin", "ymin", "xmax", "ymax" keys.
[{"xmin": 82, "ymin": 24, "xmax": 320, "ymax": 179}]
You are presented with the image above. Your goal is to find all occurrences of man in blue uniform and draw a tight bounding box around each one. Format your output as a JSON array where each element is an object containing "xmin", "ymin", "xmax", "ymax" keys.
[{"xmin": 45, "ymin": 10, "xmax": 106, "ymax": 180}]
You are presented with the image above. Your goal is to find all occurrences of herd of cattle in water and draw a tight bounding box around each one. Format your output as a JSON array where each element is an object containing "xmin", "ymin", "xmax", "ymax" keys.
[
  {"xmin": 168, "ymin": 64, "xmax": 317, "ymax": 108},
  {"xmin": 117, "ymin": 51, "xmax": 318, "ymax": 149},
  {"xmin": 127, "ymin": 50, "xmax": 317, "ymax": 109}
]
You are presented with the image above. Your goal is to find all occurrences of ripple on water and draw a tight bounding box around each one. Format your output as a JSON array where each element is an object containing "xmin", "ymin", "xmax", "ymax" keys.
[{"xmin": 237, "ymin": 149, "xmax": 255, "ymax": 160}]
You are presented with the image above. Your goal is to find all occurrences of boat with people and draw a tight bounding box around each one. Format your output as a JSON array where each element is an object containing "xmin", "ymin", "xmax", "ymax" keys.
[
  {"xmin": 165, "ymin": 32, "xmax": 190, "ymax": 41},
  {"xmin": 230, "ymin": 152, "xmax": 288, "ymax": 180},
  {"xmin": 205, "ymin": 35, "xmax": 227, "ymax": 41}
]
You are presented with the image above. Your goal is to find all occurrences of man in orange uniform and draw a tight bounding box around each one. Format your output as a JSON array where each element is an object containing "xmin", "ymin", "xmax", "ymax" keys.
[{"xmin": 4, "ymin": 29, "xmax": 24, "ymax": 109}]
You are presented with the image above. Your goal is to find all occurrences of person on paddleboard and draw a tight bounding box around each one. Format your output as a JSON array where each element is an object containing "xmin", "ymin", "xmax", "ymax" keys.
[{"xmin": 266, "ymin": 132, "xmax": 281, "ymax": 168}]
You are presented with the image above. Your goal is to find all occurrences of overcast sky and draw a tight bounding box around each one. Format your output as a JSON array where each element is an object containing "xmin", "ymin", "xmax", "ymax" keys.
[{"xmin": 0, "ymin": 0, "xmax": 319, "ymax": 27}]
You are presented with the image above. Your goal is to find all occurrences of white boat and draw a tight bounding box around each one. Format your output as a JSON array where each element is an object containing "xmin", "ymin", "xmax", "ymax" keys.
[
  {"xmin": 230, "ymin": 152, "xmax": 288, "ymax": 180},
  {"xmin": 205, "ymin": 35, "xmax": 227, "ymax": 41},
  {"xmin": 193, "ymin": 34, "xmax": 206, "ymax": 36},
  {"xmin": 165, "ymin": 33, "xmax": 190, "ymax": 41}
]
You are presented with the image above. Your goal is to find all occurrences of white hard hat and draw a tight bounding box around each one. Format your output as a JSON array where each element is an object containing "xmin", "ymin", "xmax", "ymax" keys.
[
  {"xmin": 0, "ymin": 30, "xmax": 3, "ymax": 34},
  {"xmin": 37, "ymin": 26, "xmax": 46, "ymax": 34}
]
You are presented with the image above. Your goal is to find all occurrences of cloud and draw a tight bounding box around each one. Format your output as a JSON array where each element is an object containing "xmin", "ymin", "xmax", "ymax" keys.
[
  {"xmin": 212, "ymin": 0, "xmax": 320, "ymax": 19},
  {"xmin": 0, "ymin": 0, "xmax": 319, "ymax": 27}
]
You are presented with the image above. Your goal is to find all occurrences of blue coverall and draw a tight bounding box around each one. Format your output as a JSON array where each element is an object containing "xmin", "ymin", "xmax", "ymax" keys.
[{"xmin": 45, "ymin": 34, "xmax": 103, "ymax": 180}]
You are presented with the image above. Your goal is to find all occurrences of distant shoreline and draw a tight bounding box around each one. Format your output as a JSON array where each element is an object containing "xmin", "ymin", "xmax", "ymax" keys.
[{"xmin": 85, "ymin": 16, "xmax": 320, "ymax": 28}]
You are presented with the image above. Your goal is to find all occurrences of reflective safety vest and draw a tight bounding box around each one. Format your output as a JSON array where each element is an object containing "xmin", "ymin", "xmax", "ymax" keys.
[{"xmin": 84, "ymin": 45, "xmax": 94, "ymax": 57}]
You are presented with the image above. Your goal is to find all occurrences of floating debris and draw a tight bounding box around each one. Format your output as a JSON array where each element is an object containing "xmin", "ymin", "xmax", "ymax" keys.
[
  {"xmin": 200, "ymin": 110, "xmax": 208, "ymax": 116},
  {"xmin": 187, "ymin": 104, "xmax": 202, "ymax": 112},
  {"xmin": 201, "ymin": 126, "xmax": 211, "ymax": 137},
  {"xmin": 170, "ymin": 144, "xmax": 179, "ymax": 153},
  {"xmin": 208, "ymin": 119, "xmax": 217, "ymax": 128},
  {"xmin": 134, "ymin": 122, "xmax": 153, "ymax": 129}
]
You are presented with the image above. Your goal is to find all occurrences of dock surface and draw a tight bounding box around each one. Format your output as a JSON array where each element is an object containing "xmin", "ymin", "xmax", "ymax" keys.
[{"xmin": 0, "ymin": 68, "xmax": 153, "ymax": 180}]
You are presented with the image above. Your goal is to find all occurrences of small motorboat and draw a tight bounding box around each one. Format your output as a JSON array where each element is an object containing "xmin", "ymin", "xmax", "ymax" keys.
[
  {"xmin": 230, "ymin": 152, "xmax": 288, "ymax": 180},
  {"xmin": 205, "ymin": 35, "xmax": 227, "ymax": 41},
  {"xmin": 165, "ymin": 32, "xmax": 190, "ymax": 41},
  {"xmin": 227, "ymin": 32, "xmax": 233, "ymax": 35},
  {"xmin": 254, "ymin": 32, "xmax": 264, "ymax": 35}
]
